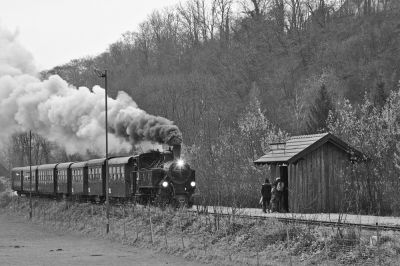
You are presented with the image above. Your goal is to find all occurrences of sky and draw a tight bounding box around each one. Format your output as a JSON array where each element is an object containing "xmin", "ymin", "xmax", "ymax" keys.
[{"xmin": 0, "ymin": 0, "xmax": 182, "ymax": 70}]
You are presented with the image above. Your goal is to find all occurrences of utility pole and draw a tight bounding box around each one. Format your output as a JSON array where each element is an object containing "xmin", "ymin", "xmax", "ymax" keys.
[
  {"xmin": 29, "ymin": 130, "xmax": 32, "ymax": 219},
  {"xmin": 94, "ymin": 68, "xmax": 110, "ymax": 234}
]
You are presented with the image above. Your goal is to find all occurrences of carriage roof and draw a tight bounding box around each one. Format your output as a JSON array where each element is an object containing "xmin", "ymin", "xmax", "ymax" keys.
[
  {"xmin": 70, "ymin": 161, "xmax": 88, "ymax": 169},
  {"xmin": 37, "ymin": 163, "xmax": 58, "ymax": 170},
  {"xmin": 108, "ymin": 156, "xmax": 134, "ymax": 165},
  {"xmin": 56, "ymin": 162, "xmax": 74, "ymax": 169},
  {"xmin": 87, "ymin": 158, "xmax": 107, "ymax": 166}
]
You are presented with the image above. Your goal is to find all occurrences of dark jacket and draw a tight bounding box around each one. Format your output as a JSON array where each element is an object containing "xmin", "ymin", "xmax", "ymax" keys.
[{"xmin": 261, "ymin": 183, "xmax": 272, "ymax": 200}]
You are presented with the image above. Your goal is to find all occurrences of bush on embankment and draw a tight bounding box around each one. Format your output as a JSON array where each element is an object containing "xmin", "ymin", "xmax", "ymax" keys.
[
  {"xmin": 0, "ymin": 176, "xmax": 13, "ymax": 207},
  {"xmin": 3, "ymin": 197, "xmax": 400, "ymax": 265}
]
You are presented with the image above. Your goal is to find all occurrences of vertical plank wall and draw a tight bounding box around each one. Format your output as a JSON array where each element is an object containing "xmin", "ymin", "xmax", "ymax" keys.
[{"xmin": 289, "ymin": 142, "xmax": 348, "ymax": 213}]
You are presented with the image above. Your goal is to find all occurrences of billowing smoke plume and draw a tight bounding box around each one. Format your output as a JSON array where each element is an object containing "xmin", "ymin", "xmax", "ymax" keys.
[{"xmin": 0, "ymin": 26, "xmax": 181, "ymax": 155}]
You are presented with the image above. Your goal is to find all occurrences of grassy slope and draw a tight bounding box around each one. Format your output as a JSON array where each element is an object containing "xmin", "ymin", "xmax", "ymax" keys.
[{"xmin": 1, "ymin": 197, "xmax": 400, "ymax": 265}]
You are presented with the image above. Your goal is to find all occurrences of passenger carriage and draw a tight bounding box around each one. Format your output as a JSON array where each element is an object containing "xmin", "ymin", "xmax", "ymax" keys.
[
  {"xmin": 87, "ymin": 158, "xmax": 106, "ymax": 200},
  {"xmin": 37, "ymin": 164, "xmax": 58, "ymax": 196},
  {"xmin": 108, "ymin": 156, "xmax": 135, "ymax": 199},
  {"xmin": 70, "ymin": 161, "xmax": 88, "ymax": 198},
  {"xmin": 56, "ymin": 162, "xmax": 73, "ymax": 197}
]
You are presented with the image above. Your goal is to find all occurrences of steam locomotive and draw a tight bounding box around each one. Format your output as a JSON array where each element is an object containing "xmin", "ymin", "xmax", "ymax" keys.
[{"xmin": 11, "ymin": 144, "xmax": 196, "ymax": 207}]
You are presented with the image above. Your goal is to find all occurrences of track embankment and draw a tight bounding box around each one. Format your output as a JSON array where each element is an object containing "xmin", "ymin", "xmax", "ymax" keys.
[{"xmin": 2, "ymin": 195, "xmax": 400, "ymax": 265}]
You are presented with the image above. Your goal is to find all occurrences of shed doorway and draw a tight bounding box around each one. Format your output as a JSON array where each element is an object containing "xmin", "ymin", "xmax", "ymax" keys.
[{"xmin": 279, "ymin": 165, "xmax": 289, "ymax": 212}]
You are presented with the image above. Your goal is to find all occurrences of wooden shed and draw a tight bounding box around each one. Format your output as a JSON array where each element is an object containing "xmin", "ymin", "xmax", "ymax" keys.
[{"xmin": 254, "ymin": 133, "xmax": 362, "ymax": 213}]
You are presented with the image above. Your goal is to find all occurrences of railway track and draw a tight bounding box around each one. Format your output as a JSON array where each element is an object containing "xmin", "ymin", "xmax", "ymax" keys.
[{"xmin": 189, "ymin": 206, "xmax": 400, "ymax": 232}]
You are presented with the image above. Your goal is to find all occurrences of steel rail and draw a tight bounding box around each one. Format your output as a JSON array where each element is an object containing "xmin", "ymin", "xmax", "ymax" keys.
[{"xmin": 188, "ymin": 209, "xmax": 400, "ymax": 232}]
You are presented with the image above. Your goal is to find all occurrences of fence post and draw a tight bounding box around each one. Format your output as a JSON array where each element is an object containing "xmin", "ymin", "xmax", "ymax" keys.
[
  {"xmin": 376, "ymin": 222, "xmax": 380, "ymax": 265},
  {"xmin": 149, "ymin": 207, "xmax": 154, "ymax": 244},
  {"xmin": 163, "ymin": 211, "xmax": 168, "ymax": 247},
  {"xmin": 358, "ymin": 222, "xmax": 362, "ymax": 256},
  {"xmin": 179, "ymin": 207, "xmax": 185, "ymax": 249},
  {"xmin": 123, "ymin": 219, "xmax": 126, "ymax": 240},
  {"xmin": 256, "ymin": 250, "xmax": 259, "ymax": 266},
  {"xmin": 287, "ymin": 224, "xmax": 293, "ymax": 266}
]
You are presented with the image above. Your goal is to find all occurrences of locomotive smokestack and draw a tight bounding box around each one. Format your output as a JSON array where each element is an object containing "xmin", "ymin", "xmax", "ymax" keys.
[
  {"xmin": 166, "ymin": 134, "xmax": 182, "ymax": 160},
  {"xmin": 172, "ymin": 145, "xmax": 181, "ymax": 159}
]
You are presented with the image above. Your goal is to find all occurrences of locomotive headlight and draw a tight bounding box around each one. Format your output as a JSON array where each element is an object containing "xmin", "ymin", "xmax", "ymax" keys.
[
  {"xmin": 190, "ymin": 181, "xmax": 196, "ymax": 187},
  {"xmin": 177, "ymin": 159, "xmax": 185, "ymax": 168},
  {"xmin": 162, "ymin": 181, "xmax": 169, "ymax": 188}
]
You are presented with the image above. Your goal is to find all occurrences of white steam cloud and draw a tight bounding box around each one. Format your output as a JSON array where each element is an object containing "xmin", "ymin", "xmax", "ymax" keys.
[{"xmin": 0, "ymin": 26, "xmax": 181, "ymax": 155}]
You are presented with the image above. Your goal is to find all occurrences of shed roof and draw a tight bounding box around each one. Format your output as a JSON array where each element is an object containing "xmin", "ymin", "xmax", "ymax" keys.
[{"xmin": 254, "ymin": 133, "xmax": 363, "ymax": 165}]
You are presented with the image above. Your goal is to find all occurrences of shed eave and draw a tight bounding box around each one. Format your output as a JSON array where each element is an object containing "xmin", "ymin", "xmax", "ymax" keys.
[{"xmin": 254, "ymin": 159, "xmax": 288, "ymax": 165}]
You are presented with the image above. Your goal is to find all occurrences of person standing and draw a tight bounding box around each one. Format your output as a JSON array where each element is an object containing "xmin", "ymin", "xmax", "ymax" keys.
[
  {"xmin": 270, "ymin": 177, "xmax": 283, "ymax": 212},
  {"xmin": 260, "ymin": 178, "xmax": 271, "ymax": 213},
  {"xmin": 276, "ymin": 177, "xmax": 285, "ymax": 212}
]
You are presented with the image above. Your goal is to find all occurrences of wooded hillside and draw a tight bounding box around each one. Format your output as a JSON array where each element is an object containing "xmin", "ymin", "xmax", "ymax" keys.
[
  {"xmin": 6, "ymin": 0, "xmax": 400, "ymax": 213},
  {"xmin": 43, "ymin": 0, "xmax": 400, "ymax": 135}
]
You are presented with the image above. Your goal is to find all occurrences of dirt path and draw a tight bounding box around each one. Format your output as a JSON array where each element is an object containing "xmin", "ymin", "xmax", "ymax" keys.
[{"xmin": 0, "ymin": 213, "xmax": 205, "ymax": 266}]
